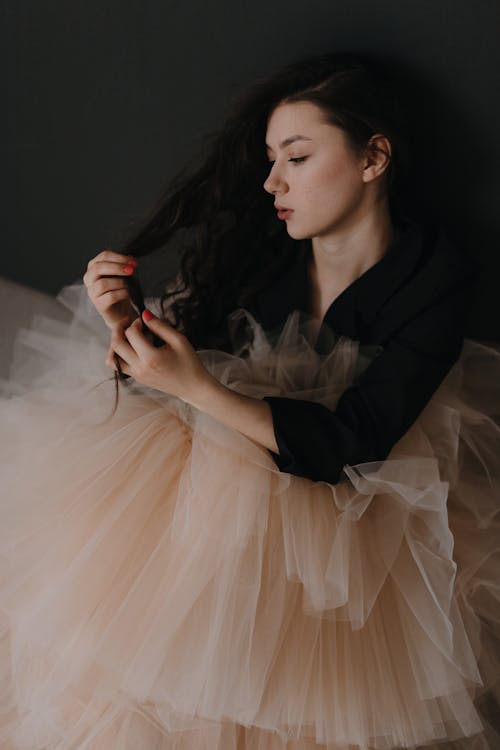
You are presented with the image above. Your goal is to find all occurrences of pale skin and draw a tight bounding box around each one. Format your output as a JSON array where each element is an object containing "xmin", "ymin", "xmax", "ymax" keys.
[{"xmin": 83, "ymin": 100, "xmax": 395, "ymax": 455}]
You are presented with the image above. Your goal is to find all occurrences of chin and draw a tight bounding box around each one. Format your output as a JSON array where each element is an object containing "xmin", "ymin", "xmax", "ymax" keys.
[{"xmin": 285, "ymin": 223, "xmax": 313, "ymax": 241}]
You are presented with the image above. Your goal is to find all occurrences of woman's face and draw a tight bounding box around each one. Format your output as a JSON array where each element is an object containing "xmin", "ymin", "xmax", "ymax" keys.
[{"xmin": 263, "ymin": 101, "xmax": 371, "ymax": 240}]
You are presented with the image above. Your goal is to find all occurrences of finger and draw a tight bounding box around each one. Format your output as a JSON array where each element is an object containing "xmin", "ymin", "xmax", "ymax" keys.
[
  {"xmin": 123, "ymin": 316, "xmax": 167, "ymax": 358},
  {"xmin": 141, "ymin": 309, "xmax": 181, "ymax": 347},
  {"xmin": 105, "ymin": 320, "xmax": 130, "ymax": 367},
  {"xmin": 105, "ymin": 350, "xmax": 131, "ymax": 378},
  {"xmin": 93, "ymin": 288, "xmax": 131, "ymax": 312},
  {"xmin": 110, "ymin": 320, "xmax": 139, "ymax": 366},
  {"xmin": 91, "ymin": 277, "xmax": 129, "ymax": 297},
  {"xmin": 114, "ymin": 352, "xmax": 131, "ymax": 377},
  {"xmin": 87, "ymin": 250, "xmax": 138, "ymax": 269},
  {"xmin": 83, "ymin": 260, "xmax": 137, "ymax": 287},
  {"xmin": 105, "ymin": 348, "xmax": 118, "ymax": 370}
]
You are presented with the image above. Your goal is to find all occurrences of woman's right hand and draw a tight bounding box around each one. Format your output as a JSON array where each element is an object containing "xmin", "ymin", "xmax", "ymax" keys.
[{"xmin": 83, "ymin": 249, "xmax": 138, "ymax": 328}]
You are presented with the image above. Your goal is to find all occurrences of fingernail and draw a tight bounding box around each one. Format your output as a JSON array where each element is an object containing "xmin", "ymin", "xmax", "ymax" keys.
[
  {"xmin": 123, "ymin": 264, "xmax": 134, "ymax": 274},
  {"xmin": 143, "ymin": 309, "xmax": 154, "ymax": 322},
  {"xmin": 128, "ymin": 259, "xmax": 139, "ymax": 268}
]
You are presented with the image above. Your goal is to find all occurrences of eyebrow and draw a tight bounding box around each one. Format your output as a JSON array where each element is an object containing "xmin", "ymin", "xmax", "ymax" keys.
[{"xmin": 265, "ymin": 135, "xmax": 312, "ymax": 152}]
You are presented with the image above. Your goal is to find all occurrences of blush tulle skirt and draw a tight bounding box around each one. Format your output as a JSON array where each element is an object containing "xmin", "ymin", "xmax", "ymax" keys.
[{"xmin": 0, "ymin": 283, "xmax": 499, "ymax": 750}]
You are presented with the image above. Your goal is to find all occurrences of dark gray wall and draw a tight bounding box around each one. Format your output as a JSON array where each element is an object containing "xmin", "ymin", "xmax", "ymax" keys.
[{"xmin": 5, "ymin": 0, "xmax": 500, "ymax": 340}]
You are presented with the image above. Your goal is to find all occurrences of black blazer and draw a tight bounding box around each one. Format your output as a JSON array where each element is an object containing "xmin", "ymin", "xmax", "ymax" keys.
[{"xmin": 243, "ymin": 219, "xmax": 476, "ymax": 485}]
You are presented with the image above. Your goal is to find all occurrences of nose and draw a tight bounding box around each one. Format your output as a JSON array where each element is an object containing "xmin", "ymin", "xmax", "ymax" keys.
[{"xmin": 263, "ymin": 162, "xmax": 287, "ymax": 196}]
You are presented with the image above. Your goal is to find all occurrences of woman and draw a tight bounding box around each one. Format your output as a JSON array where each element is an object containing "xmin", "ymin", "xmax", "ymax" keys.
[{"xmin": 1, "ymin": 52, "xmax": 499, "ymax": 749}]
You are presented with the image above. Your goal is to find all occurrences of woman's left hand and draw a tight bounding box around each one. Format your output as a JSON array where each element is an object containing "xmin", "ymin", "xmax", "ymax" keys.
[{"xmin": 106, "ymin": 310, "xmax": 213, "ymax": 404}]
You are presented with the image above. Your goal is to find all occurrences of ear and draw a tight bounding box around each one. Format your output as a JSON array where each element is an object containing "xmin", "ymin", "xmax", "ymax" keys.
[{"xmin": 362, "ymin": 134, "xmax": 392, "ymax": 183}]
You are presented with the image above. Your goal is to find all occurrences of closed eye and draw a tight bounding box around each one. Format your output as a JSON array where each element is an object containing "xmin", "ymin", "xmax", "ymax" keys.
[{"xmin": 267, "ymin": 156, "xmax": 308, "ymax": 165}]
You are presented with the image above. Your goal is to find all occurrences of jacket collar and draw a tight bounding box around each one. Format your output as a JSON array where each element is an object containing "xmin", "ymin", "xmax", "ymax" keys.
[{"xmin": 250, "ymin": 217, "xmax": 426, "ymax": 337}]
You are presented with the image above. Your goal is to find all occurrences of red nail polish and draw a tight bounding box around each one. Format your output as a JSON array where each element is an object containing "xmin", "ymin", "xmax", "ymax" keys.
[
  {"xmin": 123, "ymin": 264, "xmax": 134, "ymax": 274},
  {"xmin": 128, "ymin": 259, "xmax": 139, "ymax": 268},
  {"xmin": 143, "ymin": 309, "xmax": 154, "ymax": 322}
]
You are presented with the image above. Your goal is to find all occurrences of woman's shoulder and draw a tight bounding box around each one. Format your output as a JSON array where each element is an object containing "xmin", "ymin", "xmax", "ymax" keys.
[
  {"xmin": 388, "ymin": 219, "xmax": 477, "ymax": 323},
  {"xmin": 414, "ymin": 220, "xmax": 477, "ymax": 292},
  {"xmin": 369, "ymin": 219, "xmax": 476, "ymax": 354}
]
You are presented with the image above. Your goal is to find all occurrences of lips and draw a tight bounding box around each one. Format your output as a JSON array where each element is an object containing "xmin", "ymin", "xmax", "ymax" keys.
[
  {"xmin": 274, "ymin": 203, "xmax": 294, "ymax": 220},
  {"xmin": 276, "ymin": 207, "xmax": 293, "ymax": 220}
]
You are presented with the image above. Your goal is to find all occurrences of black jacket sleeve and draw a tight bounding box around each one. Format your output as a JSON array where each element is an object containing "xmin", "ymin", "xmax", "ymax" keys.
[{"xmin": 262, "ymin": 280, "xmax": 470, "ymax": 485}]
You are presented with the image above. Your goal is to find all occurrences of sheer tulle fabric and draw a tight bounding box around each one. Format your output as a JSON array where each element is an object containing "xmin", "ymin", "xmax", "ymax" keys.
[{"xmin": 0, "ymin": 284, "xmax": 499, "ymax": 750}]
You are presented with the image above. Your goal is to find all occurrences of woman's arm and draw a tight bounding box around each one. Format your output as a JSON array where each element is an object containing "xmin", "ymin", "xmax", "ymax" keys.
[
  {"xmin": 109, "ymin": 273, "xmax": 468, "ymax": 485},
  {"xmin": 262, "ymin": 279, "xmax": 469, "ymax": 484},
  {"xmin": 107, "ymin": 311, "xmax": 280, "ymax": 453},
  {"xmin": 187, "ymin": 375, "xmax": 279, "ymax": 453}
]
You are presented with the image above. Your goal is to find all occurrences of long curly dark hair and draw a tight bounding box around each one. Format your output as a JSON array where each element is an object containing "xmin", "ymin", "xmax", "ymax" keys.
[{"xmin": 115, "ymin": 50, "xmax": 419, "ymax": 353}]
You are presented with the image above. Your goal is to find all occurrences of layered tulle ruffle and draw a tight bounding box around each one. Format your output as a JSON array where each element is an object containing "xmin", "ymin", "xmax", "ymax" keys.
[{"xmin": 0, "ymin": 283, "xmax": 499, "ymax": 750}]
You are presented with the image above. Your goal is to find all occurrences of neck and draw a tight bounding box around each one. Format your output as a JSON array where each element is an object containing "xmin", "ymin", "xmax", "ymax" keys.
[{"xmin": 308, "ymin": 208, "xmax": 399, "ymax": 291}]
